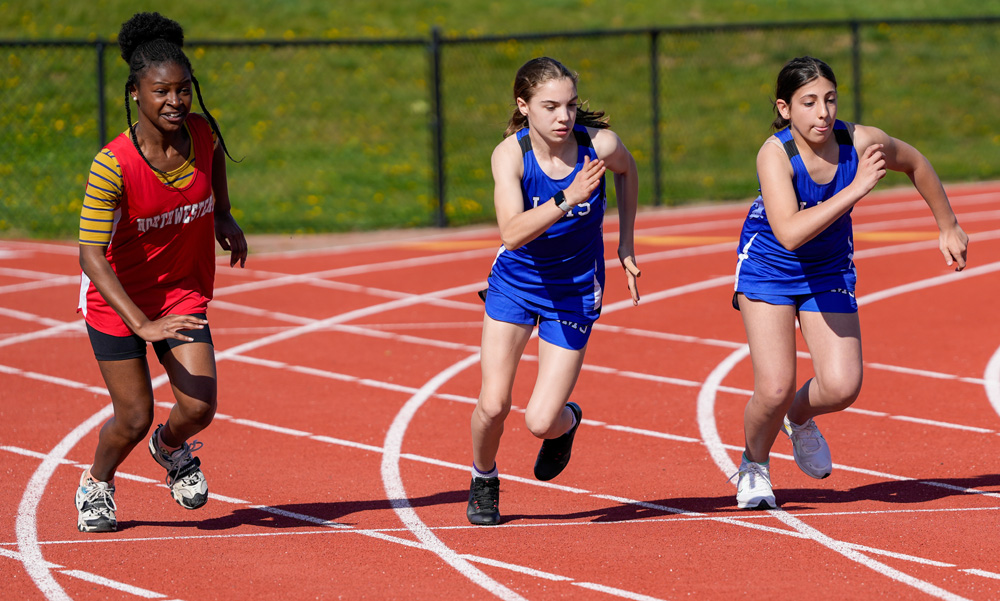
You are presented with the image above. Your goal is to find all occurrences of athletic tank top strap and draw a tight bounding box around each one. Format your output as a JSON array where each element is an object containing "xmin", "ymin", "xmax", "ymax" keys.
[
  {"xmin": 573, "ymin": 127, "xmax": 593, "ymax": 148},
  {"xmin": 518, "ymin": 133, "xmax": 533, "ymax": 156},
  {"xmin": 775, "ymin": 120, "xmax": 853, "ymax": 160},
  {"xmin": 774, "ymin": 120, "xmax": 858, "ymax": 212}
]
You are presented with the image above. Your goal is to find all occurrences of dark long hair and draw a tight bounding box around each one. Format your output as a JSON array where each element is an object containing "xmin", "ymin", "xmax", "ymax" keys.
[
  {"xmin": 118, "ymin": 12, "xmax": 237, "ymax": 175},
  {"xmin": 503, "ymin": 57, "xmax": 609, "ymax": 138},
  {"xmin": 771, "ymin": 56, "xmax": 838, "ymax": 130}
]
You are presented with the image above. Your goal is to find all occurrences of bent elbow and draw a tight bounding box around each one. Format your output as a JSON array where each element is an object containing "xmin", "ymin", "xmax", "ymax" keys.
[
  {"xmin": 773, "ymin": 231, "xmax": 804, "ymax": 252},
  {"xmin": 501, "ymin": 237, "xmax": 523, "ymax": 252}
]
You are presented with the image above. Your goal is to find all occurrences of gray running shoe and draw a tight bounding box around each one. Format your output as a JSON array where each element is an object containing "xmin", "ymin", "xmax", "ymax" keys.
[
  {"xmin": 148, "ymin": 424, "xmax": 208, "ymax": 510},
  {"xmin": 782, "ymin": 416, "xmax": 832, "ymax": 479}
]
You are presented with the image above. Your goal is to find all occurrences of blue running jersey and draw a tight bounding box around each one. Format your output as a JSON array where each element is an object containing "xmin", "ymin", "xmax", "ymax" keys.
[
  {"xmin": 735, "ymin": 120, "xmax": 859, "ymax": 296},
  {"xmin": 488, "ymin": 125, "xmax": 607, "ymax": 320}
]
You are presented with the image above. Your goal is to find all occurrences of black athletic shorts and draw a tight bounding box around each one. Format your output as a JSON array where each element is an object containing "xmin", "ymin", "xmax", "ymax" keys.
[{"xmin": 86, "ymin": 314, "xmax": 214, "ymax": 362}]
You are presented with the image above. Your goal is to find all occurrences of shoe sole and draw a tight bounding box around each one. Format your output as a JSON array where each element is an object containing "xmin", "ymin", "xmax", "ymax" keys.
[
  {"xmin": 172, "ymin": 489, "xmax": 208, "ymax": 510},
  {"xmin": 737, "ymin": 498, "xmax": 777, "ymax": 510},
  {"xmin": 467, "ymin": 514, "xmax": 501, "ymax": 526},
  {"xmin": 77, "ymin": 520, "xmax": 117, "ymax": 533}
]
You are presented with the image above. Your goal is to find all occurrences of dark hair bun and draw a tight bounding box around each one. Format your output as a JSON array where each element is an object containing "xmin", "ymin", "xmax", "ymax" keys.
[{"xmin": 117, "ymin": 12, "xmax": 184, "ymax": 63}]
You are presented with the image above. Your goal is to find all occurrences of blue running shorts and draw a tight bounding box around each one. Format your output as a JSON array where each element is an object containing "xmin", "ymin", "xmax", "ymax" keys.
[
  {"xmin": 737, "ymin": 289, "xmax": 858, "ymax": 313},
  {"xmin": 484, "ymin": 285, "xmax": 593, "ymax": 350}
]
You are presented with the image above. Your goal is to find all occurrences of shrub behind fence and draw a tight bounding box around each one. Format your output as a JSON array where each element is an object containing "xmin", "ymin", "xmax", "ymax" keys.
[{"xmin": 1, "ymin": 18, "xmax": 997, "ymax": 238}]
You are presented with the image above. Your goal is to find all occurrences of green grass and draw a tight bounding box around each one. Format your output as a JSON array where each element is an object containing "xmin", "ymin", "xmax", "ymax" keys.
[{"xmin": 2, "ymin": 1, "xmax": 1000, "ymax": 238}]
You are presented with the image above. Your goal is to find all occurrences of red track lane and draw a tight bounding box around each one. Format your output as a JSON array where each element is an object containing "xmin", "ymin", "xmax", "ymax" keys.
[{"xmin": 3, "ymin": 182, "xmax": 1000, "ymax": 600}]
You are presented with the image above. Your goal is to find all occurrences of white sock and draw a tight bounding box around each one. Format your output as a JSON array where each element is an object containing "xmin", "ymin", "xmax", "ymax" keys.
[{"xmin": 472, "ymin": 463, "xmax": 498, "ymax": 479}]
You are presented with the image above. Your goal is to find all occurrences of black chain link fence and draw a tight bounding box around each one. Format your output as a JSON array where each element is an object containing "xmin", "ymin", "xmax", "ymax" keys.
[{"xmin": 2, "ymin": 18, "xmax": 998, "ymax": 238}]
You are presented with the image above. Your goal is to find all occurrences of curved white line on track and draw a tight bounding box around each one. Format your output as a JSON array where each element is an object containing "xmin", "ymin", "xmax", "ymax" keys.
[
  {"xmin": 11, "ymin": 211, "xmax": 1000, "ymax": 599},
  {"xmin": 15, "ymin": 406, "xmax": 115, "ymax": 601},
  {"xmin": 698, "ymin": 349, "xmax": 971, "ymax": 601},
  {"xmin": 380, "ymin": 352, "xmax": 530, "ymax": 601},
  {"xmin": 983, "ymin": 346, "xmax": 1000, "ymax": 421},
  {"xmin": 697, "ymin": 262, "xmax": 1000, "ymax": 601},
  {"xmin": 13, "ymin": 281, "xmax": 498, "ymax": 600}
]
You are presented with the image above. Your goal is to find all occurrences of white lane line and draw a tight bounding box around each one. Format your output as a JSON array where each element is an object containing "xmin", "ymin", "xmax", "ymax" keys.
[
  {"xmin": 56, "ymin": 571, "xmax": 166, "ymax": 599},
  {"xmin": 16, "ymin": 406, "xmax": 115, "ymax": 601},
  {"xmin": 962, "ymin": 569, "xmax": 1000, "ymax": 580},
  {"xmin": 8, "ymin": 209, "xmax": 997, "ymax": 600},
  {"xmin": 697, "ymin": 263, "xmax": 1000, "ymax": 600},
  {"xmin": 5, "ymin": 504, "xmax": 999, "ymax": 548},
  {"xmin": 0, "ymin": 548, "xmax": 177, "ymax": 600},
  {"xmin": 573, "ymin": 582, "xmax": 669, "ymax": 601},
  {"xmin": 698, "ymin": 347, "xmax": 971, "ymax": 601},
  {"xmin": 380, "ymin": 352, "xmax": 531, "ymax": 601},
  {"xmin": 857, "ymin": 262, "xmax": 1000, "ymax": 307},
  {"xmin": 983, "ymin": 345, "xmax": 1000, "ymax": 422},
  {"xmin": 4, "ymin": 308, "xmax": 996, "ymax": 600}
]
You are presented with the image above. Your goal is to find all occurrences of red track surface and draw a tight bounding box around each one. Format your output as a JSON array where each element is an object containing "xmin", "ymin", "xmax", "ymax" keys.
[{"xmin": 3, "ymin": 182, "xmax": 1000, "ymax": 600}]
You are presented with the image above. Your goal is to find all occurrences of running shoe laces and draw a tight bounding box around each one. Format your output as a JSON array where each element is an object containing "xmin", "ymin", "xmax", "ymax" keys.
[
  {"xmin": 467, "ymin": 477, "xmax": 501, "ymax": 526},
  {"xmin": 732, "ymin": 459, "xmax": 776, "ymax": 510},
  {"xmin": 149, "ymin": 425, "xmax": 209, "ymax": 510},
  {"xmin": 76, "ymin": 475, "xmax": 117, "ymax": 532}
]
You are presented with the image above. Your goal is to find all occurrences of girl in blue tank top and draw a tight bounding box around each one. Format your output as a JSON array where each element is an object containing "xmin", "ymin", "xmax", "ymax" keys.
[
  {"xmin": 466, "ymin": 57, "xmax": 641, "ymax": 525},
  {"xmin": 731, "ymin": 57, "xmax": 969, "ymax": 511}
]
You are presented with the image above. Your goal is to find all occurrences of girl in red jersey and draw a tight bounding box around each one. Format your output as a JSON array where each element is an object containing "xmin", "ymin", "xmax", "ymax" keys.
[{"xmin": 75, "ymin": 12, "xmax": 247, "ymax": 532}]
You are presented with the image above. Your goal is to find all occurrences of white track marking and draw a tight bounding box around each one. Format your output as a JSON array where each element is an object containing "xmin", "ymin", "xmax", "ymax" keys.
[
  {"xmin": 56, "ymin": 571, "xmax": 166, "ymax": 599},
  {"xmin": 983, "ymin": 345, "xmax": 1000, "ymax": 421},
  {"xmin": 697, "ymin": 263, "xmax": 1000, "ymax": 601},
  {"xmin": 5, "ymin": 287, "xmax": 998, "ymax": 598},
  {"xmin": 698, "ymin": 348, "xmax": 972, "ymax": 601},
  {"xmin": 858, "ymin": 262, "xmax": 1000, "ymax": 307},
  {"xmin": 7, "ymin": 200, "xmax": 1000, "ymax": 600},
  {"xmin": 15, "ymin": 406, "xmax": 115, "ymax": 601},
  {"xmin": 380, "ymin": 353, "xmax": 531, "ymax": 601},
  {"xmin": 4, "ymin": 442, "xmax": 998, "ymax": 597},
  {"xmin": 573, "ymin": 582, "xmax": 670, "ymax": 601},
  {"xmin": 962, "ymin": 569, "xmax": 1000, "ymax": 579}
]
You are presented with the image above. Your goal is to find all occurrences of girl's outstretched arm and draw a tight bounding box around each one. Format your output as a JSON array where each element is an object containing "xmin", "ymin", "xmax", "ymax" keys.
[{"xmin": 855, "ymin": 124, "xmax": 968, "ymax": 270}]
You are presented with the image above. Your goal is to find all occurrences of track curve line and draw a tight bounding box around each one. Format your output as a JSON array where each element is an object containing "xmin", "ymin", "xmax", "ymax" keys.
[{"xmin": 697, "ymin": 261, "xmax": 1000, "ymax": 601}]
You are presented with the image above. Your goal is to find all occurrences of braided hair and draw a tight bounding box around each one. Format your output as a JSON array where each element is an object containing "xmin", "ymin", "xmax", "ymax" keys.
[
  {"xmin": 118, "ymin": 12, "xmax": 237, "ymax": 176},
  {"xmin": 503, "ymin": 57, "xmax": 609, "ymax": 138}
]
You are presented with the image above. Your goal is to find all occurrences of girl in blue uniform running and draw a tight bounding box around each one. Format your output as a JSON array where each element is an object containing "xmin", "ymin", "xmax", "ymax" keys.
[
  {"xmin": 732, "ymin": 56, "xmax": 969, "ymax": 509},
  {"xmin": 467, "ymin": 57, "xmax": 641, "ymax": 525}
]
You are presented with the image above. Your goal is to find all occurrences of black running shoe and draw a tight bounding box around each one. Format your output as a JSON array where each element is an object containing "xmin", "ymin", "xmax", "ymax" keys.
[
  {"xmin": 533, "ymin": 402, "xmax": 582, "ymax": 481},
  {"xmin": 467, "ymin": 477, "xmax": 500, "ymax": 525}
]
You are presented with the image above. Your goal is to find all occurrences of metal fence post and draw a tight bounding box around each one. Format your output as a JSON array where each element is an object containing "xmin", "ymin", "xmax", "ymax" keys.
[
  {"xmin": 96, "ymin": 41, "xmax": 107, "ymax": 148},
  {"xmin": 428, "ymin": 27, "xmax": 447, "ymax": 227},
  {"xmin": 649, "ymin": 30, "xmax": 662, "ymax": 206},
  {"xmin": 851, "ymin": 20, "xmax": 862, "ymax": 123}
]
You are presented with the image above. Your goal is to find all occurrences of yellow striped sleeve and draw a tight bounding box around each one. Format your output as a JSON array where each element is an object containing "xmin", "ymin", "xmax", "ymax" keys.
[{"xmin": 79, "ymin": 149, "xmax": 122, "ymax": 246}]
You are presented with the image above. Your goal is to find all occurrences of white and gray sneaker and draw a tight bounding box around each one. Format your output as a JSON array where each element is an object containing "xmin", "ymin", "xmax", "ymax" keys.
[
  {"xmin": 148, "ymin": 424, "xmax": 208, "ymax": 510},
  {"xmin": 782, "ymin": 416, "xmax": 832, "ymax": 479},
  {"xmin": 75, "ymin": 470, "xmax": 117, "ymax": 532},
  {"xmin": 734, "ymin": 457, "xmax": 776, "ymax": 510}
]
